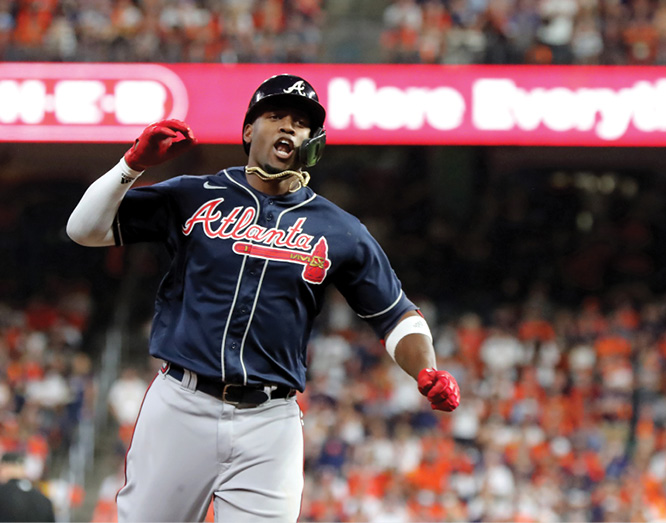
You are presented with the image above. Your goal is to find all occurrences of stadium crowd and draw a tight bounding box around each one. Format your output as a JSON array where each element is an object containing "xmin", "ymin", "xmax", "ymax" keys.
[
  {"xmin": 296, "ymin": 289, "xmax": 666, "ymax": 522},
  {"xmin": 6, "ymin": 273, "xmax": 666, "ymax": 521},
  {"xmin": 0, "ymin": 0, "xmax": 324, "ymax": 63},
  {"xmin": 381, "ymin": 0, "xmax": 666, "ymax": 65},
  {"xmin": 1, "ymin": 0, "xmax": 666, "ymax": 65},
  {"xmin": 0, "ymin": 285, "xmax": 95, "ymax": 517}
]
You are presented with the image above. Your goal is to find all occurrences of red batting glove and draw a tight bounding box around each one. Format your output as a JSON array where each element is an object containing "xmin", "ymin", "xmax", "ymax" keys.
[
  {"xmin": 417, "ymin": 368, "xmax": 460, "ymax": 412},
  {"xmin": 124, "ymin": 119, "xmax": 197, "ymax": 171}
]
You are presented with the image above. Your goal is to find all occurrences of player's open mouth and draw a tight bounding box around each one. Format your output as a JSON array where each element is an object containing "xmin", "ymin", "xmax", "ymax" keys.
[{"xmin": 274, "ymin": 138, "xmax": 294, "ymax": 160}]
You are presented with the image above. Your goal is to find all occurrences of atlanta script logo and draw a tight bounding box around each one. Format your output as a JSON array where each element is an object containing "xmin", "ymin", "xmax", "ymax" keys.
[{"xmin": 182, "ymin": 198, "xmax": 331, "ymax": 284}]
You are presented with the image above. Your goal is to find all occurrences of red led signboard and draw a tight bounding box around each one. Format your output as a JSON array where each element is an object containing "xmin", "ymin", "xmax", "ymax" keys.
[{"xmin": 1, "ymin": 63, "xmax": 665, "ymax": 146}]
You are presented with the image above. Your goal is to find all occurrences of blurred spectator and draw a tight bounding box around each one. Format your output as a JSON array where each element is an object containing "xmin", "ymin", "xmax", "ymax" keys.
[
  {"xmin": 0, "ymin": 451, "xmax": 55, "ymax": 522},
  {"xmin": 623, "ymin": 0, "xmax": 660, "ymax": 64},
  {"xmin": 536, "ymin": 0, "xmax": 578, "ymax": 63},
  {"xmin": 381, "ymin": 0, "xmax": 423, "ymax": 62},
  {"xmin": 107, "ymin": 367, "xmax": 148, "ymax": 447},
  {"xmin": 90, "ymin": 458, "xmax": 124, "ymax": 523}
]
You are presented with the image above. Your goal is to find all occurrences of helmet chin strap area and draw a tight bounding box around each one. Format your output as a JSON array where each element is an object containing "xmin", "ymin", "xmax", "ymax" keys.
[{"xmin": 245, "ymin": 166, "xmax": 311, "ymax": 193}]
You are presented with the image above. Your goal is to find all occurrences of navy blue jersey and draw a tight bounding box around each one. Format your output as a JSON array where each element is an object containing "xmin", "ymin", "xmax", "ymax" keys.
[{"xmin": 113, "ymin": 166, "xmax": 416, "ymax": 390}]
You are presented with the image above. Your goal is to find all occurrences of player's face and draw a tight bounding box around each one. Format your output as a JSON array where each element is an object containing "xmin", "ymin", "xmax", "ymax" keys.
[{"xmin": 244, "ymin": 106, "xmax": 311, "ymax": 173}]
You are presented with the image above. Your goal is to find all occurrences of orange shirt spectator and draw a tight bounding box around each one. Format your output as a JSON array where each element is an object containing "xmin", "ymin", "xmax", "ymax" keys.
[
  {"xmin": 456, "ymin": 312, "xmax": 486, "ymax": 363},
  {"xmin": 407, "ymin": 450, "xmax": 451, "ymax": 494},
  {"xmin": 595, "ymin": 335, "xmax": 632, "ymax": 359},
  {"xmin": 518, "ymin": 318, "xmax": 555, "ymax": 341},
  {"xmin": 14, "ymin": 1, "xmax": 53, "ymax": 48}
]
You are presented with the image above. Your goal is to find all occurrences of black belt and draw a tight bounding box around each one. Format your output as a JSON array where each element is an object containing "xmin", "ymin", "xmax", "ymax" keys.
[{"xmin": 165, "ymin": 364, "xmax": 295, "ymax": 408}]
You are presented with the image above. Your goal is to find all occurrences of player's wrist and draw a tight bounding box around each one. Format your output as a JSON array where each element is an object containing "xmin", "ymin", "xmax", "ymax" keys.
[{"xmin": 119, "ymin": 157, "xmax": 145, "ymax": 184}]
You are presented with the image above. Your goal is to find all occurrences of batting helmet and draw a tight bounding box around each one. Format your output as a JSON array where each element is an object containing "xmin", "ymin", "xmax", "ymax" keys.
[{"xmin": 242, "ymin": 74, "xmax": 326, "ymax": 168}]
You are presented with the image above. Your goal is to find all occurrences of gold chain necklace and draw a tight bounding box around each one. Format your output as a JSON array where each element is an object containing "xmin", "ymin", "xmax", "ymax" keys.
[{"xmin": 246, "ymin": 166, "xmax": 311, "ymax": 193}]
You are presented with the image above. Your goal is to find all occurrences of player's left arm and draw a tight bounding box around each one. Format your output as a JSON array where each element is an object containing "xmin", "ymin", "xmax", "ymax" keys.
[
  {"xmin": 386, "ymin": 310, "xmax": 461, "ymax": 412},
  {"xmin": 333, "ymin": 223, "xmax": 460, "ymax": 411}
]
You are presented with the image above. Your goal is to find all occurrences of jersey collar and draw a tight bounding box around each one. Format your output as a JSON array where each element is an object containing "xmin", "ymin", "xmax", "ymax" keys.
[{"xmin": 223, "ymin": 166, "xmax": 315, "ymax": 204}]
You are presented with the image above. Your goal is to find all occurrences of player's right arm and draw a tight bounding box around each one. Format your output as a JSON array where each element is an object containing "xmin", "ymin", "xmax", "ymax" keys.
[
  {"xmin": 66, "ymin": 119, "xmax": 196, "ymax": 247},
  {"xmin": 66, "ymin": 158, "xmax": 144, "ymax": 246}
]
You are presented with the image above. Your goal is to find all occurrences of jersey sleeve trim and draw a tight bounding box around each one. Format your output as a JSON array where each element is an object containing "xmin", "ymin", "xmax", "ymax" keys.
[{"xmin": 356, "ymin": 290, "xmax": 405, "ymax": 319}]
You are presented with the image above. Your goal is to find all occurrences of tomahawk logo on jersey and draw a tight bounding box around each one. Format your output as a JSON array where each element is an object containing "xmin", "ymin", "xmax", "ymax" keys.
[{"xmin": 112, "ymin": 165, "xmax": 414, "ymax": 389}]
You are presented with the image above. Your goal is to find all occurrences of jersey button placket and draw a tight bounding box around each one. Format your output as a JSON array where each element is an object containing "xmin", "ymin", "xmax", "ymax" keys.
[{"xmin": 223, "ymin": 213, "xmax": 263, "ymax": 381}]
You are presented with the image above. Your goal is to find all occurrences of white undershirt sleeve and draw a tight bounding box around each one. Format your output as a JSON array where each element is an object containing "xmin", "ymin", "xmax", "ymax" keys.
[{"xmin": 66, "ymin": 158, "xmax": 144, "ymax": 247}]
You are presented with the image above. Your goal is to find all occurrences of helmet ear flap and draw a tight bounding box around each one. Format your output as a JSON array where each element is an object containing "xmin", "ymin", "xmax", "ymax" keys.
[{"xmin": 298, "ymin": 127, "xmax": 326, "ymax": 168}]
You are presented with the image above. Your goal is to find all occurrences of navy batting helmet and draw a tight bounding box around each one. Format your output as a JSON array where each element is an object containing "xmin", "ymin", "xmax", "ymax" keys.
[{"xmin": 242, "ymin": 74, "xmax": 326, "ymax": 168}]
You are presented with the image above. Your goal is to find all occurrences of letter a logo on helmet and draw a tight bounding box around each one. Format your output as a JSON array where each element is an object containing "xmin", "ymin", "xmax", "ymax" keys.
[
  {"xmin": 242, "ymin": 74, "xmax": 327, "ymax": 167},
  {"xmin": 283, "ymin": 80, "xmax": 306, "ymax": 96}
]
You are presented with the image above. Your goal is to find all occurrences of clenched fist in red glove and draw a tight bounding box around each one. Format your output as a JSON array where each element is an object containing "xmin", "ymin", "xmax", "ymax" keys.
[
  {"xmin": 124, "ymin": 119, "xmax": 197, "ymax": 171},
  {"xmin": 417, "ymin": 368, "xmax": 460, "ymax": 412}
]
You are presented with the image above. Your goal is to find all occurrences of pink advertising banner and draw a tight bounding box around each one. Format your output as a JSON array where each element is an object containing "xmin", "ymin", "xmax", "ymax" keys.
[{"xmin": 1, "ymin": 63, "xmax": 665, "ymax": 146}]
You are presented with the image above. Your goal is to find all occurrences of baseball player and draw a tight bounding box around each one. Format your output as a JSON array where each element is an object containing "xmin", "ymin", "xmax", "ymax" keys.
[{"xmin": 66, "ymin": 74, "xmax": 460, "ymax": 522}]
